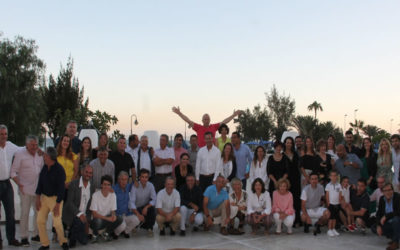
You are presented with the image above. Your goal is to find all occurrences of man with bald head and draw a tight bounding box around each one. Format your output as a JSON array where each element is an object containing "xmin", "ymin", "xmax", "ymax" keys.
[
  {"xmin": 335, "ymin": 144, "xmax": 363, "ymax": 186},
  {"xmin": 172, "ymin": 107, "xmax": 242, "ymax": 147}
]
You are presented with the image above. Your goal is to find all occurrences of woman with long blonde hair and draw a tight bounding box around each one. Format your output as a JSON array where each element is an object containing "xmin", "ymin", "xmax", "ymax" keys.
[{"xmin": 376, "ymin": 138, "xmax": 393, "ymax": 184}]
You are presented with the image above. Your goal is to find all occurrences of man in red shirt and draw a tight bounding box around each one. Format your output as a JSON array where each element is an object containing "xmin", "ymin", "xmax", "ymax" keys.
[{"xmin": 172, "ymin": 107, "xmax": 242, "ymax": 147}]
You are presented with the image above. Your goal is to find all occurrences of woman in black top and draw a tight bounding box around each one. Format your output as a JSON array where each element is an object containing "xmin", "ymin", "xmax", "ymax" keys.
[
  {"xmin": 361, "ymin": 137, "xmax": 378, "ymax": 190},
  {"xmin": 267, "ymin": 141, "xmax": 289, "ymax": 195},
  {"xmin": 283, "ymin": 136, "xmax": 302, "ymax": 226},
  {"xmin": 316, "ymin": 139, "xmax": 334, "ymax": 187},
  {"xmin": 300, "ymin": 136, "xmax": 320, "ymax": 187},
  {"xmin": 174, "ymin": 153, "xmax": 193, "ymax": 190}
]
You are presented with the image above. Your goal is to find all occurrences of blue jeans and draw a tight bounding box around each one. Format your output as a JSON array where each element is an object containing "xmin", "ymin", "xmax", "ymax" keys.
[
  {"xmin": 90, "ymin": 216, "xmax": 123, "ymax": 236},
  {"xmin": 0, "ymin": 180, "xmax": 16, "ymax": 242},
  {"xmin": 383, "ymin": 216, "xmax": 400, "ymax": 243}
]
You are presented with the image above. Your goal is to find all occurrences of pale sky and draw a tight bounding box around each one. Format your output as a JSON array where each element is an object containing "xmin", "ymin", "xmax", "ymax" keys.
[{"xmin": 2, "ymin": 0, "xmax": 400, "ymax": 139}]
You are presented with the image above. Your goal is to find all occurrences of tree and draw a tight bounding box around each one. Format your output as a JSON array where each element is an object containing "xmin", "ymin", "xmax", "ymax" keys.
[
  {"xmin": 307, "ymin": 101, "xmax": 323, "ymax": 119},
  {"xmin": 373, "ymin": 129, "xmax": 391, "ymax": 144},
  {"xmin": 0, "ymin": 35, "xmax": 46, "ymax": 145},
  {"xmin": 291, "ymin": 115, "xmax": 343, "ymax": 143},
  {"xmin": 291, "ymin": 115, "xmax": 318, "ymax": 139},
  {"xmin": 361, "ymin": 125, "xmax": 381, "ymax": 139},
  {"xmin": 88, "ymin": 110, "xmax": 118, "ymax": 133},
  {"xmin": 234, "ymin": 104, "xmax": 274, "ymax": 142},
  {"xmin": 265, "ymin": 85, "xmax": 296, "ymax": 140},
  {"xmin": 349, "ymin": 119, "xmax": 364, "ymax": 135},
  {"xmin": 41, "ymin": 57, "xmax": 89, "ymax": 141}
]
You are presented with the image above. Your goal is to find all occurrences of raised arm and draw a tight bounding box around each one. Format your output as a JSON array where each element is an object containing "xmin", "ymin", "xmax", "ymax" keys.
[
  {"xmin": 220, "ymin": 110, "xmax": 243, "ymax": 124},
  {"xmin": 172, "ymin": 106, "xmax": 194, "ymax": 128}
]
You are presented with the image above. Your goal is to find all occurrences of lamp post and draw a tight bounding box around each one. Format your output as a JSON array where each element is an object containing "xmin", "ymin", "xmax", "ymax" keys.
[
  {"xmin": 344, "ymin": 114, "xmax": 347, "ymax": 132},
  {"xmin": 130, "ymin": 114, "xmax": 138, "ymax": 135},
  {"xmin": 354, "ymin": 109, "xmax": 358, "ymax": 122},
  {"xmin": 391, "ymin": 119, "xmax": 394, "ymax": 134}
]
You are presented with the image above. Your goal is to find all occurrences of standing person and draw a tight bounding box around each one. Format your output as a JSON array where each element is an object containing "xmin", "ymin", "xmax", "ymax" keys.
[
  {"xmin": 231, "ymin": 132, "xmax": 253, "ymax": 188},
  {"xmin": 172, "ymin": 133, "xmax": 188, "ymax": 175},
  {"xmin": 267, "ymin": 141, "xmax": 289, "ymax": 195},
  {"xmin": 272, "ymin": 178, "xmax": 295, "ymax": 235},
  {"xmin": 215, "ymin": 124, "xmax": 231, "ymax": 152},
  {"xmin": 228, "ymin": 178, "xmax": 247, "ymax": 234},
  {"xmin": 327, "ymin": 135, "xmax": 338, "ymax": 161},
  {"xmin": 156, "ymin": 177, "xmax": 181, "ymax": 236},
  {"xmin": 360, "ymin": 137, "xmax": 378, "ymax": 190},
  {"xmin": 247, "ymin": 178, "xmax": 272, "ymax": 235},
  {"xmin": 249, "ymin": 146, "xmax": 268, "ymax": 189},
  {"xmin": 92, "ymin": 132, "xmax": 111, "ymax": 158},
  {"xmin": 10, "ymin": 135, "xmax": 42, "ymax": 246},
  {"xmin": 35, "ymin": 147, "xmax": 68, "ymax": 250},
  {"xmin": 188, "ymin": 135, "xmax": 199, "ymax": 172},
  {"xmin": 295, "ymin": 136, "xmax": 304, "ymax": 157},
  {"xmin": 113, "ymin": 172, "xmax": 140, "ymax": 238},
  {"xmin": 153, "ymin": 134, "xmax": 175, "ymax": 192},
  {"xmin": 171, "ymin": 106, "xmax": 242, "ymax": 147},
  {"xmin": 129, "ymin": 169, "xmax": 157, "ymax": 237},
  {"xmin": 78, "ymin": 137, "xmax": 92, "ymax": 172},
  {"xmin": 391, "ymin": 134, "xmax": 400, "ymax": 191},
  {"xmin": 377, "ymin": 138, "xmax": 393, "ymax": 185},
  {"xmin": 55, "ymin": 121, "xmax": 81, "ymax": 154},
  {"xmin": 283, "ymin": 137, "xmax": 302, "ymax": 227},
  {"xmin": 179, "ymin": 174, "xmax": 204, "ymax": 236},
  {"xmin": 301, "ymin": 173, "xmax": 329, "ymax": 235},
  {"xmin": 375, "ymin": 183, "xmax": 400, "ymax": 250},
  {"xmin": 344, "ymin": 130, "xmax": 362, "ymax": 158},
  {"xmin": 109, "ymin": 137, "xmax": 136, "ymax": 181},
  {"xmin": 62, "ymin": 165, "xmax": 95, "ymax": 248},
  {"xmin": 90, "ymin": 147, "xmax": 115, "ymax": 190},
  {"xmin": 325, "ymin": 170, "xmax": 342, "ymax": 237},
  {"xmin": 195, "ymin": 132, "xmax": 220, "ymax": 191},
  {"xmin": 89, "ymin": 175, "xmax": 123, "ymax": 242},
  {"xmin": 213, "ymin": 143, "xmax": 237, "ymax": 191},
  {"xmin": 135, "ymin": 135, "xmax": 155, "ymax": 181},
  {"xmin": 125, "ymin": 134, "xmax": 139, "ymax": 164},
  {"xmin": 57, "ymin": 134, "xmax": 79, "ymax": 189},
  {"xmin": 316, "ymin": 139, "xmax": 334, "ymax": 186},
  {"xmin": 300, "ymin": 137, "xmax": 320, "ymax": 188},
  {"xmin": 174, "ymin": 153, "xmax": 193, "ymax": 191},
  {"xmin": 335, "ymin": 144, "xmax": 363, "ymax": 186},
  {"xmin": 203, "ymin": 175, "xmax": 230, "ymax": 235}
]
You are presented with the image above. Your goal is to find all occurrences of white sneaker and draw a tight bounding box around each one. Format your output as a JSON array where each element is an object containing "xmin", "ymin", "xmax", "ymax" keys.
[
  {"xmin": 327, "ymin": 230, "xmax": 335, "ymax": 237},
  {"xmin": 333, "ymin": 229, "xmax": 340, "ymax": 236}
]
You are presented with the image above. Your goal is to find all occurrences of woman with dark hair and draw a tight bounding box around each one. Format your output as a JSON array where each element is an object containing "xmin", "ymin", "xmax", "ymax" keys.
[
  {"xmin": 174, "ymin": 153, "xmax": 193, "ymax": 190},
  {"xmin": 246, "ymin": 178, "xmax": 272, "ymax": 235},
  {"xmin": 56, "ymin": 134, "xmax": 79, "ymax": 188},
  {"xmin": 316, "ymin": 139, "xmax": 334, "ymax": 187},
  {"xmin": 300, "ymin": 136, "xmax": 320, "ymax": 188},
  {"xmin": 214, "ymin": 143, "xmax": 237, "ymax": 191},
  {"xmin": 79, "ymin": 136, "xmax": 93, "ymax": 171},
  {"xmin": 360, "ymin": 138, "xmax": 378, "ymax": 190},
  {"xmin": 267, "ymin": 141, "xmax": 289, "ymax": 195},
  {"xmin": 249, "ymin": 146, "xmax": 268, "ymax": 188},
  {"xmin": 215, "ymin": 123, "xmax": 231, "ymax": 152},
  {"xmin": 92, "ymin": 132, "xmax": 111, "ymax": 158},
  {"xmin": 283, "ymin": 137, "xmax": 301, "ymax": 227},
  {"xmin": 327, "ymin": 135, "xmax": 338, "ymax": 161}
]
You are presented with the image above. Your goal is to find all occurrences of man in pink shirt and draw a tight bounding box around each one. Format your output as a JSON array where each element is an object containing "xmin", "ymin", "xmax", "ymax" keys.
[
  {"xmin": 172, "ymin": 107, "xmax": 242, "ymax": 147},
  {"xmin": 172, "ymin": 134, "xmax": 188, "ymax": 176},
  {"xmin": 11, "ymin": 135, "xmax": 43, "ymax": 246}
]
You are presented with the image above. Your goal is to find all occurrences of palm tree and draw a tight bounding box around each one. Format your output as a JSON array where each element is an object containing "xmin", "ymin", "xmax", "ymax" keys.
[
  {"xmin": 361, "ymin": 125, "xmax": 381, "ymax": 139},
  {"xmin": 307, "ymin": 101, "xmax": 323, "ymax": 119},
  {"xmin": 291, "ymin": 115, "xmax": 318, "ymax": 138},
  {"xmin": 349, "ymin": 119, "xmax": 365, "ymax": 135}
]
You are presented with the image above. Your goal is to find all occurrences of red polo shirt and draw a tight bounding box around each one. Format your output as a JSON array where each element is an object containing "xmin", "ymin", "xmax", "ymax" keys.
[{"xmin": 193, "ymin": 123, "xmax": 220, "ymax": 147}]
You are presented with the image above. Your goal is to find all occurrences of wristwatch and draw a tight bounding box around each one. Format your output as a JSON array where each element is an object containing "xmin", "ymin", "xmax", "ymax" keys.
[{"xmin": 193, "ymin": 211, "xmax": 197, "ymax": 215}]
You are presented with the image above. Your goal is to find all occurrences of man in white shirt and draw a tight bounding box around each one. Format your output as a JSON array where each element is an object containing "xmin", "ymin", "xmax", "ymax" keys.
[
  {"xmin": 370, "ymin": 176, "xmax": 385, "ymax": 213},
  {"xmin": 135, "ymin": 135, "xmax": 155, "ymax": 181},
  {"xmin": 156, "ymin": 177, "xmax": 181, "ymax": 236},
  {"xmin": 391, "ymin": 134, "xmax": 400, "ymax": 191},
  {"xmin": 11, "ymin": 135, "xmax": 43, "ymax": 246},
  {"xmin": 63, "ymin": 165, "xmax": 95, "ymax": 247},
  {"xmin": 89, "ymin": 175, "xmax": 122, "ymax": 242},
  {"xmin": 125, "ymin": 134, "xmax": 139, "ymax": 166},
  {"xmin": 153, "ymin": 134, "xmax": 175, "ymax": 192},
  {"xmin": 0, "ymin": 124, "xmax": 22, "ymax": 247},
  {"xmin": 195, "ymin": 132, "xmax": 220, "ymax": 191}
]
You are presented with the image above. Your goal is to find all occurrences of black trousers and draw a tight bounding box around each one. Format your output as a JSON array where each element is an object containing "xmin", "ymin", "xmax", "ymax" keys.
[
  {"xmin": 69, "ymin": 217, "xmax": 89, "ymax": 245},
  {"xmin": 199, "ymin": 174, "xmax": 214, "ymax": 192},
  {"xmin": 0, "ymin": 180, "xmax": 16, "ymax": 242},
  {"xmin": 137, "ymin": 206, "xmax": 156, "ymax": 230}
]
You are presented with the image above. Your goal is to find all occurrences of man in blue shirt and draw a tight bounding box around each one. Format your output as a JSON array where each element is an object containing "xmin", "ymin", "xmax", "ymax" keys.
[
  {"xmin": 113, "ymin": 171, "xmax": 139, "ymax": 239},
  {"xmin": 231, "ymin": 132, "xmax": 253, "ymax": 188},
  {"xmin": 335, "ymin": 144, "xmax": 363, "ymax": 186},
  {"xmin": 203, "ymin": 175, "xmax": 230, "ymax": 235}
]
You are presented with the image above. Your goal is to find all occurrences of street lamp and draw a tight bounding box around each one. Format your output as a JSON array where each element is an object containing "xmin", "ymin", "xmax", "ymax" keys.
[
  {"xmin": 130, "ymin": 114, "xmax": 138, "ymax": 135},
  {"xmin": 344, "ymin": 114, "xmax": 347, "ymax": 132},
  {"xmin": 354, "ymin": 109, "xmax": 358, "ymax": 122},
  {"xmin": 391, "ymin": 119, "xmax": 394, "ymax": 134}
]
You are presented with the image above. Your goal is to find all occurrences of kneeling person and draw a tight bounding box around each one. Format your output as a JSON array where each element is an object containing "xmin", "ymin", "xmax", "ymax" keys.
[
  {"xmin": 90, "ymin": 175, "xmax": 123, "ymax": 241},
  {"xmin": 156, "ymin": 177, "xmax": 181, "ymax": 236}
]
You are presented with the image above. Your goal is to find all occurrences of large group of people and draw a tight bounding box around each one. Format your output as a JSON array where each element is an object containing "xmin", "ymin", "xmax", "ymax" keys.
[{"xmin": 1, "ymin": 109, "xmax": 400, "ymax": 250}]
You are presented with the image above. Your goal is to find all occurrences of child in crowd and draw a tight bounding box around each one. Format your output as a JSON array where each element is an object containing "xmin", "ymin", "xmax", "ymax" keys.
[{"xmin": 325, "ymin": 170, "xmax": 342, "ymax": 237}]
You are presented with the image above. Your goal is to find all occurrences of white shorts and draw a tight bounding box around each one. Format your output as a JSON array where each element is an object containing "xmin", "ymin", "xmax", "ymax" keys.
[{"xmin": 301, "ymin": 207, "xmax": 327, "ymax": 219}]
